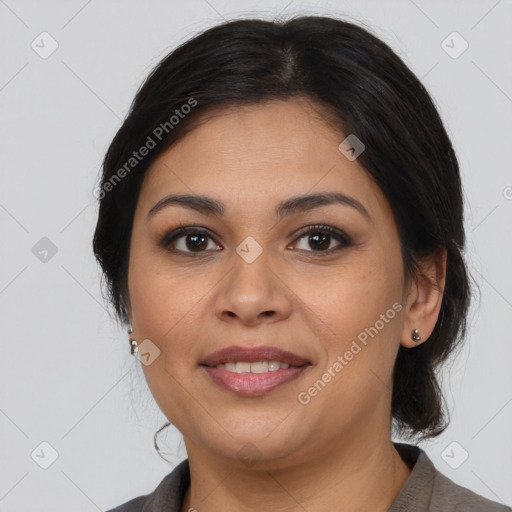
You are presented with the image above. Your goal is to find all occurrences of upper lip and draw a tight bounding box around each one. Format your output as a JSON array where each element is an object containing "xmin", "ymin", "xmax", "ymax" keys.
[{"xmin": 200, "ymin": 345, "xmax": 311, "ymax": 367}]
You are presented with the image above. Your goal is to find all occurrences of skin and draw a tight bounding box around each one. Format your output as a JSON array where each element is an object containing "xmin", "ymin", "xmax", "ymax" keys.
[{"xmin": 126, "ymin": 98, "xmax": 446, "ymax": 511}]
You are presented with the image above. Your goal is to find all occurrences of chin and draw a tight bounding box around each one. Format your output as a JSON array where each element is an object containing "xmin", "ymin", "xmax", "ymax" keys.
[{"xmin": 194, "ymin": 421, "xmax": 313, "ymax": 470}]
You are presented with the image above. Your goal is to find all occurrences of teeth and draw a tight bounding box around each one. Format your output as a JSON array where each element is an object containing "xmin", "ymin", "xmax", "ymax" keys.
[
  {"xmin": 215, "ymin": 361, "xmax": 292, "ymax": 373},
  {"xmin": 268, "ymin": 361, "xmax": 280, "ymax": 371},
  {"xmin": 250, "ymin": 361, "xmax": 268, "ymax": 373},
  {"xmin": 235, "ymin": 362, "xmax": 251, "ymax": 373}
]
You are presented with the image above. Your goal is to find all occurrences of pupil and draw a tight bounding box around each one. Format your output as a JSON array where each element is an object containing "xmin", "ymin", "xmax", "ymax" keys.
[
  {"xmin": 310, "ymin": 233, "xmax": 329, "ymax": 250},
  {"xmin": 187, "ymin": 234, "xmax": 207, "ymax": 251}
]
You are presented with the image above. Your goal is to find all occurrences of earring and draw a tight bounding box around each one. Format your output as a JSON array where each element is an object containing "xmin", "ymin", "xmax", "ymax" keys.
[
  {"xmin": 128, "ymin": 326, "xmax": 138, "ymax": 355},
  {"xmin": 411, "ymin": 328, "xmax": 422, "ymax": 342}
]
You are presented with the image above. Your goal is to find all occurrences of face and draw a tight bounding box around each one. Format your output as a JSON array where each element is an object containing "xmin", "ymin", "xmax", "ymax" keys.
[{"xmin": 127, "ymin": 98, "xmax": 414, "ymax": 469}]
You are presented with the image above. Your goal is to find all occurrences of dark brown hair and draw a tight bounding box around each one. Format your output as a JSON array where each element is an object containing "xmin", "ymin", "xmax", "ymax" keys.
[{"xmin": 93, "ymin": 15, "xmax": 471, "ymax": 441}]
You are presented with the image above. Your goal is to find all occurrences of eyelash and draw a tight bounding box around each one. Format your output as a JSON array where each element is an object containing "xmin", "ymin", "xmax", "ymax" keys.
[{"xmin": 159, "ymin": 224, "xmax": 352, "ymax": 257}]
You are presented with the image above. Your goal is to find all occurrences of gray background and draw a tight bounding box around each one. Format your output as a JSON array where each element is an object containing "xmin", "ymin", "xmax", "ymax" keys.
[{"xmin": 0, "ymin": 0, "xmax": 511, "ymax": 510}]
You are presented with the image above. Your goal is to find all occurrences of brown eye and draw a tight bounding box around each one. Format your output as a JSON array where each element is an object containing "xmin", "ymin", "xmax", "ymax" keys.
[
  {"xmin": 291, "ymin": 225, "xmax": 351, "ymax": 254},
  {"xmin": 160, "ymin": 227, "xmax": 221, "ymax": 254}
]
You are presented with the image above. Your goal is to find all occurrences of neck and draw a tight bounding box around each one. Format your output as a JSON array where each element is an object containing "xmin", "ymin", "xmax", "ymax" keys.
[{"xmin": 181, "ymin": 428, "xmax": 412, "ymax": 512}]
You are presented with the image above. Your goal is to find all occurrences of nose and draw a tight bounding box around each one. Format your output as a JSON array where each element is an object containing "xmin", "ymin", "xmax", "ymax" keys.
[{"xmin": 213, "ymin": 250, "xmax": 293, "ymax": 326}]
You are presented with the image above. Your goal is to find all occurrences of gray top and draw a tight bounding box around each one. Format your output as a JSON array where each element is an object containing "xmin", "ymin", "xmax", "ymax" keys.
[{"xmin": 106, "ymin": 443, "xmax": 511, "ymax": 511}]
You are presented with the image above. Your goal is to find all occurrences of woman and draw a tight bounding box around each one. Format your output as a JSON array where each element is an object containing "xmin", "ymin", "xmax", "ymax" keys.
[{"xmin": 94, "ymin": 15, "xmax": 511, "ymax": 512}]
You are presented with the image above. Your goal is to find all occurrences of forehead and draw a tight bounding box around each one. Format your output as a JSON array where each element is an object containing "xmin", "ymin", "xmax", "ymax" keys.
[{"xmin": 138, "ymin": 99, "xmax": 389, "ymax": 221}]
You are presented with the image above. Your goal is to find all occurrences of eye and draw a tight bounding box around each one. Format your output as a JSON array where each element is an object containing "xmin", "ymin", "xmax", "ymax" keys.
[
  {"xmin": 160, "ymin": 227, "xmax": 221, "ymax": 255},
  {"xmin": 291, "ymin": 224, "xmax": 351, "ymax": 255}
]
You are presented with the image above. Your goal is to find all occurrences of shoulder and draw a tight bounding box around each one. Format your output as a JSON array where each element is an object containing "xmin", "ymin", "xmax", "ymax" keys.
[
  {"xmin": 105, "ymin": 459, "xmax": 190, "ymax": 512},
  {"xmin": 391, "ymin": 443, "xmax": 511, "ymax": 512},
  {"xmin": 430, "ymin": 469, "xmax": 511, "ymax": 512},
  {"xmin": 106, "ymin": 495, "xmax": 148, "ymax": 512}
]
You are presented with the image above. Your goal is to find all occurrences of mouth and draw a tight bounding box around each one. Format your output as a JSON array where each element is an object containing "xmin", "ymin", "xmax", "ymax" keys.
[
  {"xmin": 200, "ymin": 345, "xmax": 312, "ymax": 397},
  {"xmin": 212, "ymin": 361, "xmax": 299, "ymax": 373}
]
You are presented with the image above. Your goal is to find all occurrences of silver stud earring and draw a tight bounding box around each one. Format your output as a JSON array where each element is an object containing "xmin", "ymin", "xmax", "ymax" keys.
[
  {"xmin": 128, "ymin": 326, "xmax": 138, "ymax": 355},
  {"xmin": 411, "ymin": 328, "xmax": 422, "ymax": 342}
]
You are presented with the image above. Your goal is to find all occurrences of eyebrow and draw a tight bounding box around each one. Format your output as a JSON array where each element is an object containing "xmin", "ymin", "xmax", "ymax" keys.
[{"xmin": 147, "ymin": 192, "xmax": 371, "ymax": 222}]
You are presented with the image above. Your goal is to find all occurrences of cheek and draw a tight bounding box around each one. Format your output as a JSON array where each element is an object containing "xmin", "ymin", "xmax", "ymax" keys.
[
  {"xmin": 128, "ymin": 250, "xmax": 224, "ymax": 386},
  {"xmin": 130, "ymin": 258, "xmax": 211, "ymax": 428},
  {"xmin": 296, "ymin": 260, "xmax": 403, "ymax": 430},
  {"xmin": 129, "ymin": 246, "xmax": 204, "ymax": 334},
  {"xmin": 301, "ymin": 246, "xmax": 403, "ymax": 382}
]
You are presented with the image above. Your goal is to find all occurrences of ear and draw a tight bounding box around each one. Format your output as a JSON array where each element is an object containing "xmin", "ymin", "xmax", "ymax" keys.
[{"xmin": 400, "ymin": 247, "xmax": 447, "ymax": 348}]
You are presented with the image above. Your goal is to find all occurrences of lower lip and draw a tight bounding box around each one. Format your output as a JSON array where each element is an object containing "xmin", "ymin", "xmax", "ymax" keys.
[{"xmin": 201, "ymin": 366, "xmax": 309, "ymax": 397}]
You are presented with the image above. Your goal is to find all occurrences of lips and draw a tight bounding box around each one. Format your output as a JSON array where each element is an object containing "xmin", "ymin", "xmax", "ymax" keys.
[
  {"xmin": 200, "ymin": 345, "xmax": 310, "ymax": 367},
  {"xmin": 200, "ymin": 345, "xmax": 311, "ymax": 397}
]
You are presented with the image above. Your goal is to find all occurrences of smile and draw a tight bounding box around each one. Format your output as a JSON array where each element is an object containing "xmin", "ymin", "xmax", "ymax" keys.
[
  {"xmin": 214, "ymin": 361, "xmax": 295, "ymax": 373},
  {"xmin": 200, "ymin": 345, "xmax": 311, "ymax": 396}
]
